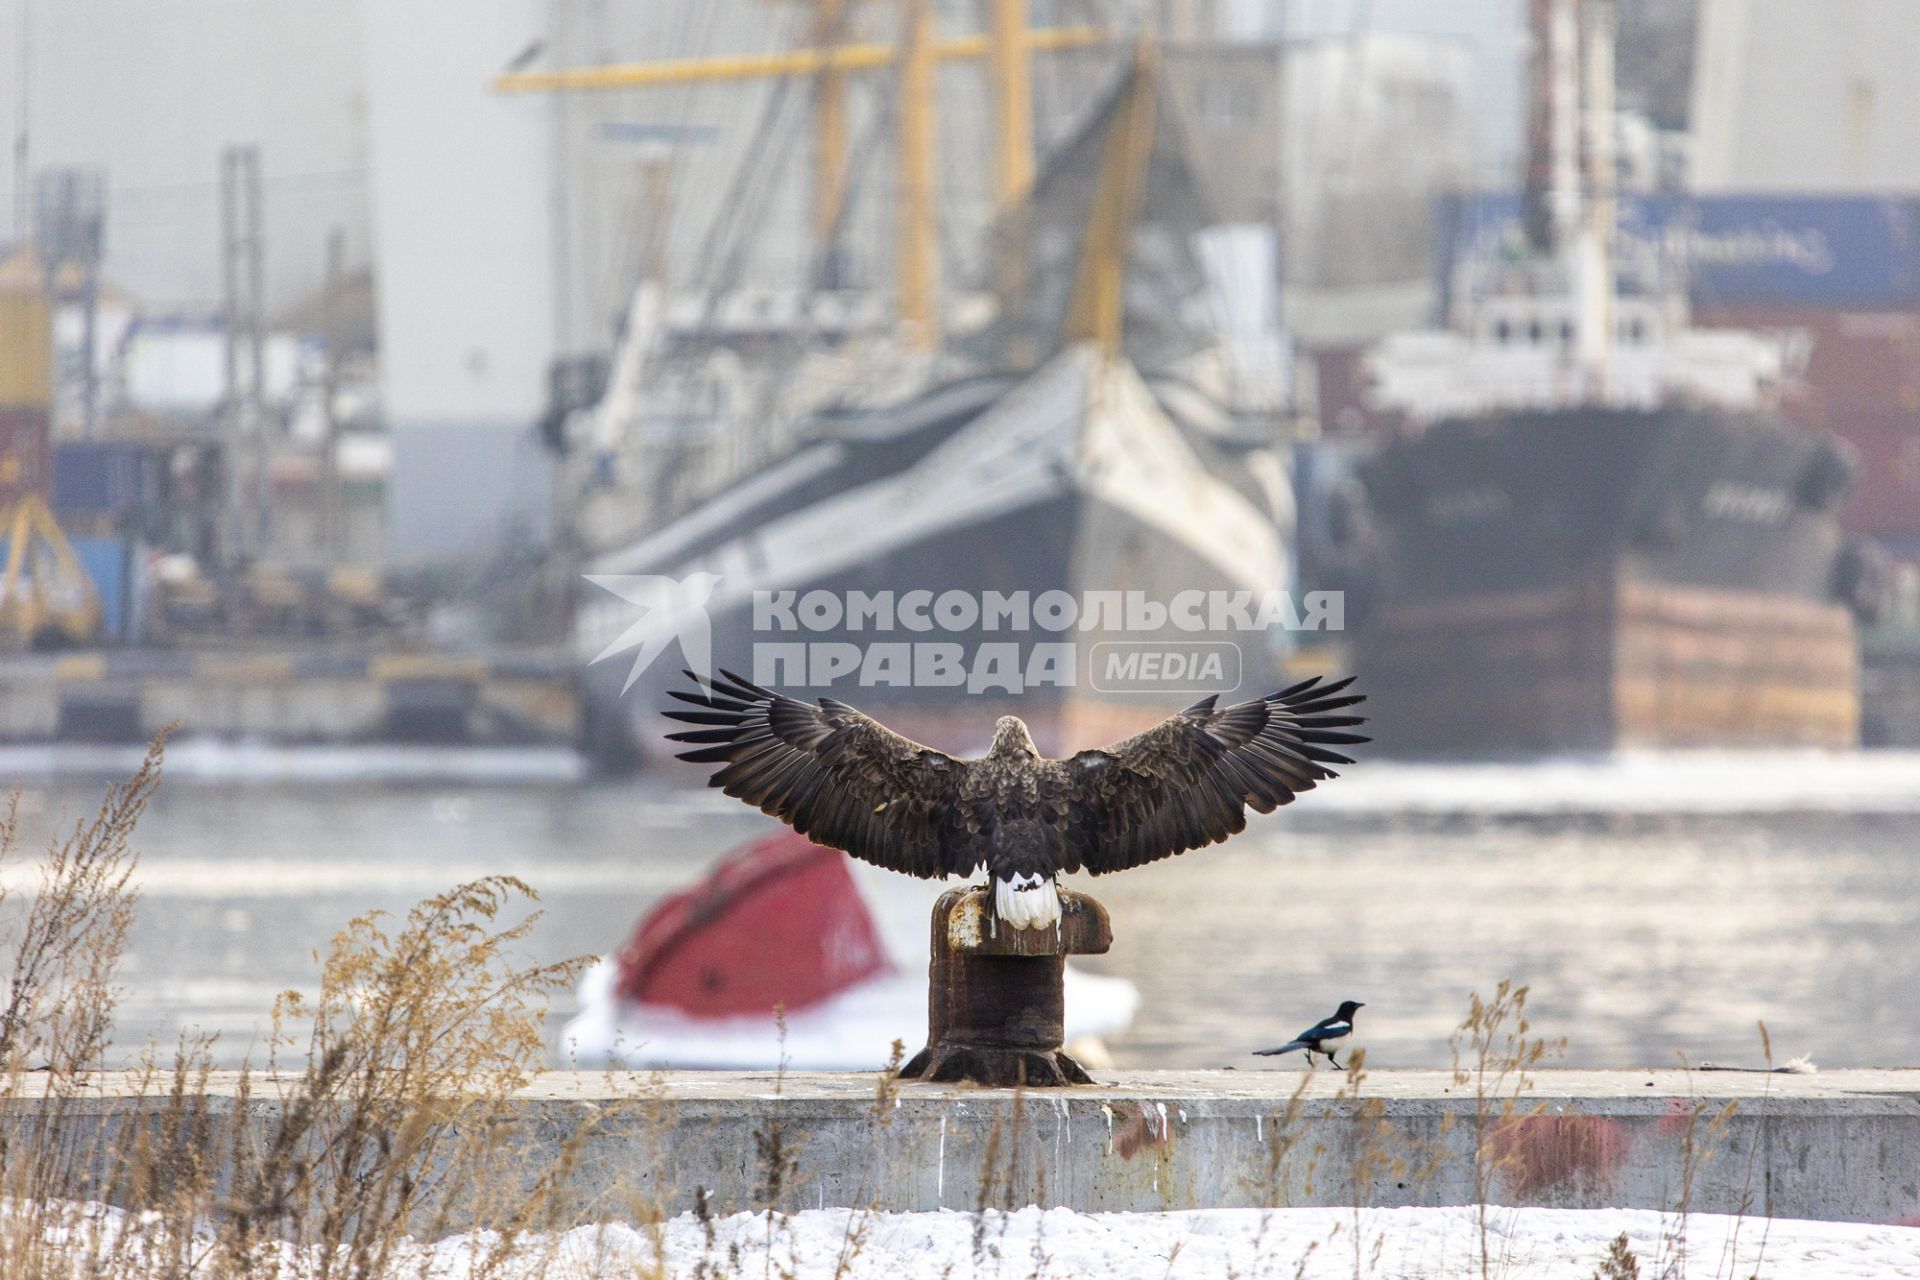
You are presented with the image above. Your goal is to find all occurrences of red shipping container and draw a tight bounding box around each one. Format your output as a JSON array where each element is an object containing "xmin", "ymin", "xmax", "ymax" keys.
[
  {"xmin": 0, "ymin": 405, "xmax": 50, "ymax": 507},
  {"xmin": 1314, "ymin": 347, "xmax": 1408, "ymax": 438},
  {"xmin": 1696, "ymin": 305, "xmax": 1920, "ymax": 420},
  {"xmin": 1832, "ymin": 412, "xmax": 1920, "ymax": 541}
]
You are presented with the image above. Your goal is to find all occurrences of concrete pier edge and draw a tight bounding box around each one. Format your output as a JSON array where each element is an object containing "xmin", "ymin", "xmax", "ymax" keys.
[{"xmin": 10, "ymin": 1069, "xmax": 1919, "ymax": 1226}]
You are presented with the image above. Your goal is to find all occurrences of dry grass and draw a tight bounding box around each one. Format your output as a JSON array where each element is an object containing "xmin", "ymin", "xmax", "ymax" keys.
[
  {"xmin": 1593, "ymin": 1232, "xmax": 1642, "ymax": 1280},
  {"xmin": 0, "ymin": 735, "xmax": 153, "ymax": 1277},
  {"xmin": 1714, "ymin": 1022, "xmax": 1777, "ymax": 1280},
  {"xmin": 0, "ymin": 747, "xmax": 1792, "ymax": 1278},
  {"xmin": 1449, "ymin": 979, "xmax": 1566, "ymax": 1280},
  {"xmin": 0, "ymin": 740, "xmax": 608, "ymax": 1279}
]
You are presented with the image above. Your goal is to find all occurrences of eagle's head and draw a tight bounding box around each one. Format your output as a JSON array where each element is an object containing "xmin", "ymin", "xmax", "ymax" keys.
[{"xmin": 989, "ymin": 715, "xmax": 1038, "ymax": 759}]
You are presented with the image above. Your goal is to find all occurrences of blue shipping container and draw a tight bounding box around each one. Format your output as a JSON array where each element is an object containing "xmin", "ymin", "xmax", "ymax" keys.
[
  {"xmin": 1435, "ymin": 193, "xmax": 1920, "ymax": 311},
  {"xmin": 70, "ymin": 536, "xmax": 136, "ymax": 642},
  {"xmin": 52, "ymin": 442, "xmax": 163, "ymax": 518}
]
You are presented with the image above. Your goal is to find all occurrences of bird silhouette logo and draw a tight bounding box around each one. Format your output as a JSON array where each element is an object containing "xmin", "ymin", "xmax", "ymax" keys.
[{"xmin": 583, "ymin": 571, "xmax": 723, "ymax": 694}]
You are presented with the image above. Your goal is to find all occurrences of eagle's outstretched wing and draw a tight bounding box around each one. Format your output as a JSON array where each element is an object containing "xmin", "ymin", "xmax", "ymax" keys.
[
  {"xmin": 664, "ymin": 669, "xmax": 966, "ymax": 878},
  {"xmin": 1059, "ymin": 676, "xmax": 1367, "ymax": 874}
]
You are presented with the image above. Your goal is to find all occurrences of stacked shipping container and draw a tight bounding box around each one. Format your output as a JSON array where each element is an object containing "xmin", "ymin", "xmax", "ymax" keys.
[
  {"xmin": 50, "ymin": 441, "xmax": 170, "ymax": 534},
  {"xmin": 0, "ymin": 259, "xmax": 150, "ymax": 643},
  {"xmin": 0, "ymin": 265, "xmax": 54, "ymax": 508}
]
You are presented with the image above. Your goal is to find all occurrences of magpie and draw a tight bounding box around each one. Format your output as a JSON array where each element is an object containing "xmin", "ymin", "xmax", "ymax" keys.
[{"xmin": 1253, "ymin": 1000, "xmax": 1364, "ymax": 1069}]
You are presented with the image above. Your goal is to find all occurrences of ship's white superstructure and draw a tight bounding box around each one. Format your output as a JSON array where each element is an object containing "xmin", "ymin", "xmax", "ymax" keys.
[{"xmin": 1367, "ymin": 0, "xmax": 1786, "ymax": 425}]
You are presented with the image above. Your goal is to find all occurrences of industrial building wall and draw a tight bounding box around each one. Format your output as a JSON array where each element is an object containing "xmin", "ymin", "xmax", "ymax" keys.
[
  {"xmin": 1277, "ymin": 35, "xmax": 1479, "ymax": 350},
  {"xmin": 1691, "ymin": 0, "xmax": 1920, "ymax": 191},
  {"xmin": 1246, "ymin": 0, "xmax": 1524, "ymax": 184},
  {"xmin": 1160, "ymin": 35, "xmax": 1478, "ymax": 350},
  {"xmin": 361, "ymin": 0, "xmax": 559, "ymax": 565},
  {"xmin": 0, "ymin": 0, "xmax": 369, "ymax": 313},
  {"xmin": 384, "ymin": 420, "xmax": 552, "ymax": 562}
]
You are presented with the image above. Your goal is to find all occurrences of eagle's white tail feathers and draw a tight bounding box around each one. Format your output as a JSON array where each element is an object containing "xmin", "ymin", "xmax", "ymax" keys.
[{"xmin": 994, "ymin": 873, "xmax": 1061, "ymax": 931}]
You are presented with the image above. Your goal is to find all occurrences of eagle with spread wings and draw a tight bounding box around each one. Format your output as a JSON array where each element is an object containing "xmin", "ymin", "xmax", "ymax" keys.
[{"xmin": 665, "ymin": 670, "xmax": 1367, "ymax": 930}]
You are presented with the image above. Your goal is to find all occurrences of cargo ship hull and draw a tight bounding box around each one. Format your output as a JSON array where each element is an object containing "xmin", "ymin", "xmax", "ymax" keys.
[
  {"xmin": 576, "ymin": 346, "xmax": 1293, "ymax": 765},
  {"xmin": 1357, "ymin": 407, "xmax": 1860, "ymax": 753}
]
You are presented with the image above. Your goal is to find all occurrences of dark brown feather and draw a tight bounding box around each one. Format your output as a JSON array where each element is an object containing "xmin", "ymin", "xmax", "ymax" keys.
[
  {"xmin": 1058, "ymin": 675, "xmax": 1368, "ymax": 874},
  {"xmin": 667, "ymin": 670, "xmax": 968, "ymax": 878},
  {"xmin": 669, "ymin": 670, "xmax": 1366, "ymax": 886}
]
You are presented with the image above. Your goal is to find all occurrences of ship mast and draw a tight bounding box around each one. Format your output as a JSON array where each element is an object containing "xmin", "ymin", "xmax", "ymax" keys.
[
  {"xmin": 897, "ymin": 0, "xmax": 938, "ymax": 349},
  {"xmin": 1574, "ymin": 0, "xmax": 1618, "ymax": 398},
  {"xmin": 1525, "ymin": 0, "xmax": 1618, "ymax": 402},
  {"xmin": 1063, "ymin": 42, "xmax": 1159, "ymax": 359},
  {"xmin": 811, "ymin": 0, "xmax": 851, "ymax": 264},
  {"xmin": 492, "ymin": 5, "xmax": 1102, "ymax": 354},
  {"xmin": 1545, "ymin": 0, "xmax": 1582, "ymax": 253},
  {"xmin": 988, "ymin": 0, "xmax": 1036, "ymax": 208}
]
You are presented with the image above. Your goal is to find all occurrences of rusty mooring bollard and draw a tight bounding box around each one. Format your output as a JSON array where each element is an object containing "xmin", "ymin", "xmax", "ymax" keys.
[{"xmin": 899, "ymin": 886, "xmax": 1112, "ymax": 1087}]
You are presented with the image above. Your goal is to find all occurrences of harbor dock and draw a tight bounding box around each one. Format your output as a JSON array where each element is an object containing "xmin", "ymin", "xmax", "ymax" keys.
[
  {"xmin": 17, "ymin": 1070, "xmax": 1919, "ymax": 1226},
  {"xmin": 0, "ymin": 649, "xmax": 579, "ymax": 746}
]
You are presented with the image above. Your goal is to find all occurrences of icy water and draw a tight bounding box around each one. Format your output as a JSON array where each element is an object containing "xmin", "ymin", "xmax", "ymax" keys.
[{"xmin": 2, "ymin": 743, "xmax": 1918, "ymax": 1072}]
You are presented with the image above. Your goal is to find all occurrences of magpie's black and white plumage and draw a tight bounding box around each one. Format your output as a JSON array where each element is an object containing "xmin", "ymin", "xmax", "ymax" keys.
[
  {"xmin": 666, "ymin": 669, "xmax": 1367, "ymax": 930},
  {"xmin": 1254, "ymin": 1000, "xmax": 1365, "ymax": 1069}
]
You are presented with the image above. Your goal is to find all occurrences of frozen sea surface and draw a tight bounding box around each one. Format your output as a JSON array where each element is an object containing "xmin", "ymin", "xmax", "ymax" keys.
[{"xmin": 3, "ymin": 747, "xmax": 1917, "ymax": 1070}]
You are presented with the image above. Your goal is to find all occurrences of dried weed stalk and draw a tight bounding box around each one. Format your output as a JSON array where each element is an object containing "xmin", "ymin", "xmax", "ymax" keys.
[{"xmin": 1449, "ymin": 979, "xmax": 1566, "ymax": 1280}]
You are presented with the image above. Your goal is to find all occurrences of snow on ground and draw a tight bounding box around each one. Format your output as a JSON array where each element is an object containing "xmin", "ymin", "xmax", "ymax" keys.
[
  {"xmin": 505, "ymin": 1205, "xmax": 1915, "ymax": 1279},
  {"xmin": 26, "ymin": 1202, "xmax": 1910, "ymax": 1279}
]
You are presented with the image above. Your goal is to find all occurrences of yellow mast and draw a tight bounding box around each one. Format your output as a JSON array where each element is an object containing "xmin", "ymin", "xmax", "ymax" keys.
[
  {"xmin": 896, "ymin": 0, "xmax": 938, "ymax": 350},
  {"xmin": 811, "ymin": 0, "xmax": 850, "ymax": 263},
  {"xmin": 988, "ymin": 0, "xmax": 1035, "ymax": 208},
  {"xmin": 490, "ymin": 27, "xmax": 1105, "ymax": 94},
  {"xmin": 1063, "ymin": 44, "xmax": 1158, "ymax": 358},
  {"xmin": 987, "ymin": 0, "xmax": 1035, "ymax": 315}
]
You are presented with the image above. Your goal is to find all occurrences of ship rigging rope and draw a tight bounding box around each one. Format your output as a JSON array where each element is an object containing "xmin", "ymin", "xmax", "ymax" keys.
[
  {"xmin": 632, "ymin": 12, "xmax": 813, "ymax": 402},
  {"xmin": 674, "ymin": 4, "xmax": 792, "ymax": 302},
  {"xmin": 582, "ymin": 0, "xmax": 729, "ymax": 344},
  {"xmin": 639, "ymin": 0, "xmax": 1159, "ymax": 445},
  {"xmin": 598, "ymin": 0, "xmax": 717, "ymax": 321},
  {"xmin": 727, "ymin": 3, "xmax": 893, "ymax": 434},
  {"xmin": 770, "ymin": 76, "xmax": 895, "ymax": 410},
  {"xmin": 812, "ymin": 83, "xmax": 890, "ymax": 292},
  {"xmin": 679, "ymin": 74, "xmax": 807, "ymax": 336},
  {"xmin": 652, "ymin": 1, "xmax": 872, "ymax": 397},
  {"xmin": 630, "ymin": 0, "xmax": 775, "ymax": 305}
]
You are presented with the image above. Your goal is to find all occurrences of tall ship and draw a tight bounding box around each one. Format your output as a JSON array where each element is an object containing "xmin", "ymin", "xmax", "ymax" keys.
[
  {"xmin": 1353, "ymin": 0, "xmax": 1869, "ymax": 754},
  {"xmin": 563, "ymin": 16, "xmax": 1298, "ymax": 764}
]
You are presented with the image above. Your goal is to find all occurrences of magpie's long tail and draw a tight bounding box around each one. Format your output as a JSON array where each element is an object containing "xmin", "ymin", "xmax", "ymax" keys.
[{"xmin": 1253, "ymin": 1041, "xmax": 1307, "ymax": 1057}]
